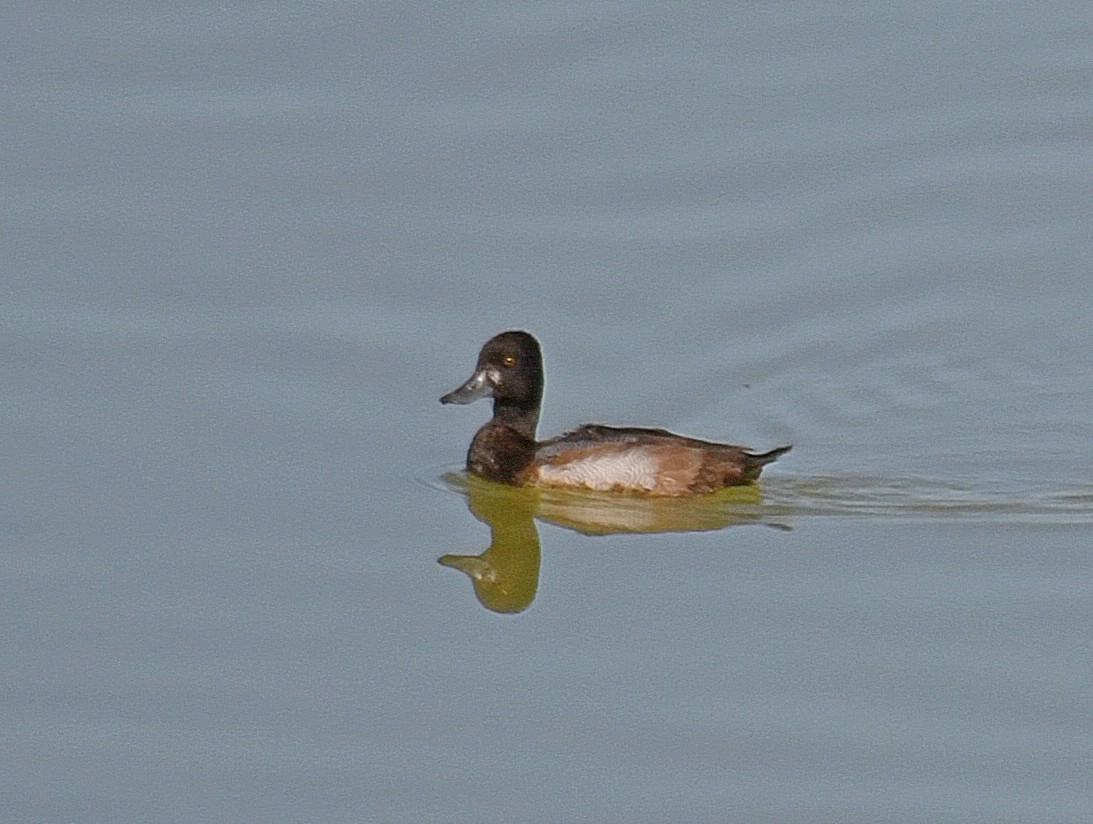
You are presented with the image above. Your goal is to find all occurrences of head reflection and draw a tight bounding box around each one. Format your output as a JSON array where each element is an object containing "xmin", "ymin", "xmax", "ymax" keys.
[{"xmin": 438, "ymin": 478, "xmax": 541, "ymax": 614}]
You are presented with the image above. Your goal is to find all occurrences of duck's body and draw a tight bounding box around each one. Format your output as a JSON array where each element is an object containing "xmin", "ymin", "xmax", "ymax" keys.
[{"xmin": 441, "ymin": 331, "xmax": 790, "ymax": 497}]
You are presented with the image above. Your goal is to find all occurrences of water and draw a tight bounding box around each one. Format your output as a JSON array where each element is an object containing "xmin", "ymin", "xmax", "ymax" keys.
[{"xmin": 3, "ymin": 3, "xmax": 1091, "ymax": 822}]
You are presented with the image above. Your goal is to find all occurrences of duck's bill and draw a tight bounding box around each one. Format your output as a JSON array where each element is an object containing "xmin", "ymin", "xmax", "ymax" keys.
[{"xmin": 440, "ymin": 369, "xmax": 493, "ymax": 405}]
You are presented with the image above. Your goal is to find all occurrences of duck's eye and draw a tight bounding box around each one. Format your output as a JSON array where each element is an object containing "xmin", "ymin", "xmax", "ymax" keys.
[{"xmin": 502, "ymin": 355, "xmax": 517, "ymax": 366}]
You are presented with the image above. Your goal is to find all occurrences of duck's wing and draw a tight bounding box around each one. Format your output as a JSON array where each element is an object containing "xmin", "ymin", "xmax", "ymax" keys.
[
  {"xmin": 535, "ymin": 423, "xmax": 693, "ymax": 458},
  {"xmin": 537, "ymin": 423, "xmax": 771, "ymax": 455}
]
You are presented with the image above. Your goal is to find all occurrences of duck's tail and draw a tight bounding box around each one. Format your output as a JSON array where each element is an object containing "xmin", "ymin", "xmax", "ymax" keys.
[{"xmin": 745, "ymin": 444, "xmax": 792, "ymax": 468}]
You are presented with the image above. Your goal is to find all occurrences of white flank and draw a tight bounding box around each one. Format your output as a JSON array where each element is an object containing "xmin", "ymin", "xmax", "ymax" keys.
[{"xmin": 536, "ymin": 449, "xmax": 660, "ymax": 491}]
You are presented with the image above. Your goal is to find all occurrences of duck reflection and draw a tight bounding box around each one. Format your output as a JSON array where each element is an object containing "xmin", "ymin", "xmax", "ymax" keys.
[{"xmin": 438, "ymin": 473, "xmax": 786, "ymax": 614}]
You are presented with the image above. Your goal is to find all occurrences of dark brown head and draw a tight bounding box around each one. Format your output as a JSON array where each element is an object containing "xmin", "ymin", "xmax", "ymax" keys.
[{"xmin": 440, "ymin": 330, "xmax": 544, "ymax": 439}]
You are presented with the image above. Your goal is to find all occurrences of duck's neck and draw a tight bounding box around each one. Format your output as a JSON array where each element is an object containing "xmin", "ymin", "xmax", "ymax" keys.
[{"xmin": 492, "ymin": 400, "xmax": 539, "ymax": 441}]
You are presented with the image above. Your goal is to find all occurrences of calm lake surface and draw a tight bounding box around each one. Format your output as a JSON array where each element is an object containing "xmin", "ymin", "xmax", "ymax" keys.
[{"xmin": 4, "ymin": 3, "xmax": 1091, "ymax": 822}]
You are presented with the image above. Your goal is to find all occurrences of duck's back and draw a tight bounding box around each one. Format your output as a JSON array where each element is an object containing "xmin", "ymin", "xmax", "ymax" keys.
[{"xmin": 530, "ymin": 424, "xmax": 789, "ymax": 496}]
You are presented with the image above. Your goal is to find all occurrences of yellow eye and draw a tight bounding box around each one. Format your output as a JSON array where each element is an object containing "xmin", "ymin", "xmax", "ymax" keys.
[{"xmin": 502, "ymin": 355, "xmax": 517, "ymax": 366}]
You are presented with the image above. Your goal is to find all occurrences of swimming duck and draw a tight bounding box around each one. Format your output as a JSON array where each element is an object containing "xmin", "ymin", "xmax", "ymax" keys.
[{"xmin": 441, "ymin": 330, "xmax": 790, "ymax": 496}]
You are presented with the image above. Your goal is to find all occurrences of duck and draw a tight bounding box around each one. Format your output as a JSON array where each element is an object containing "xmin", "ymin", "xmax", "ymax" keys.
[{"xmin": 440, "ymin": 330, "xmax": 790, "ymax": 496}]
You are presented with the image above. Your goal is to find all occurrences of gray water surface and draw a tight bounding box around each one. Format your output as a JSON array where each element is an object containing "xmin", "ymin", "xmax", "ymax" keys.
[{"xmin": 4, "ymin": 3, "xmax": 1092, "ymax": 823}]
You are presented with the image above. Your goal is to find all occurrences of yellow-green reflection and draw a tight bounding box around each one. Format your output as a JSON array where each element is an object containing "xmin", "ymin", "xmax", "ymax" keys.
[
  {"xmin": 438, "ymin": 477, "xmax": 541, "ymax": 614},
  {"xmin": 439, "ymin": 473, "xmax": 784, "ymax": 614}
]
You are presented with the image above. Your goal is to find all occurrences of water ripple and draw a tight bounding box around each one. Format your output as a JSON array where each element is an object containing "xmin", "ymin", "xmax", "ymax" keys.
[
  {"xmin": 424, "ymin": 467, "xmax": 1092, "ymax": 527},
  {"xmin": 763, "ymin": 475, "xmax": 1093, "ymax": 524}
]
